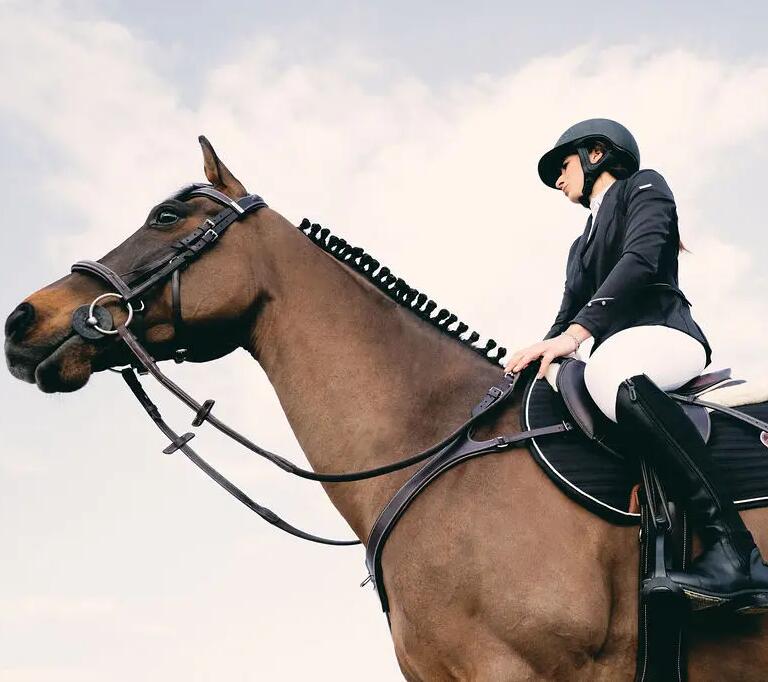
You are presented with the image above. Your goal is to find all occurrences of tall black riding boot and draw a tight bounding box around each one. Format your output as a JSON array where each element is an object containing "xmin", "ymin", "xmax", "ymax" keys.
[{"xmin": 615, "ymin": 373, "xmax": 768, "ymax": 614}]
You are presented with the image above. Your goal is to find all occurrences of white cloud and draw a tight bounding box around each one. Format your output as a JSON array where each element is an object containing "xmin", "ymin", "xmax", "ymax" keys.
[{"xmin": 2, "ymin": 3, "xmax": 768, "ymax": 680}]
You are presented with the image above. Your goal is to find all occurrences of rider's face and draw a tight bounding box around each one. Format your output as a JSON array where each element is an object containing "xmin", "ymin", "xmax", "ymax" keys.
[{"xmin": 555, "ymin": 153, "xmax": 584, "ymax": 204}]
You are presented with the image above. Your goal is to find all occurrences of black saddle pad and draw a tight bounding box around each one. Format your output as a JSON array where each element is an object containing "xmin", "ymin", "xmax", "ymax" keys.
[{"xmin": 520, "ymin": 372, "xmax": 768, "ymax": 525}]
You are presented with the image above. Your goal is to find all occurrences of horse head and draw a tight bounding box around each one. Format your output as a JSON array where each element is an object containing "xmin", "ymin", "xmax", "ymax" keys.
[{"xmin": 5, "ymin": 136, "xmax": 271, "ymax": 392}]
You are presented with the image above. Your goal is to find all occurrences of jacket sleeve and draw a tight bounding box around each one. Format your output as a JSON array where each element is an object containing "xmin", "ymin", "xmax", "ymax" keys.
[
  {"xmin": 568, "ymin": 170, "xmax": 676, "ymax": 338},
  {"xmin": 543, "ymin": 236, "xmax": 581, "ymax": 340}
]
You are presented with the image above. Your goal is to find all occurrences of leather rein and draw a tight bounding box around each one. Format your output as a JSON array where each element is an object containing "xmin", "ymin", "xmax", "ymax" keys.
[{"xmin": 69, "ymin": 184, "xmax": 537, "ymax": 546}]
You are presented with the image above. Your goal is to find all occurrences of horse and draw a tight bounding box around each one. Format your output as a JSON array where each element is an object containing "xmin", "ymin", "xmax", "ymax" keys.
[{"xmin": 5, "ymin": 136, "xmax": 768, "ymax": 680}]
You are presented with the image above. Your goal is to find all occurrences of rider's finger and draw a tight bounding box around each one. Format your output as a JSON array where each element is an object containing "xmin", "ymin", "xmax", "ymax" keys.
[
  {"xmin": 537, "ymin": 352, "xmax": 555, "ymax": 379},
  {"xmin": 510, "ymin": 352, "xmax": 537, "ymax": 373}
]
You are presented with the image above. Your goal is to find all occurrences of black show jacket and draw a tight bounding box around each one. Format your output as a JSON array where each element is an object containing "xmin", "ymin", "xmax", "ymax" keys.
[{"xmin": 542, "ymin": 168, "xmax": 713, "ymax": 367}]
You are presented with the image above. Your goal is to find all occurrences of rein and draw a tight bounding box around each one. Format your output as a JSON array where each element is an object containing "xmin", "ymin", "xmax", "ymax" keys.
[{"xmin": 68, "ymin": 184, "xmax": 528, "ymax": 545}]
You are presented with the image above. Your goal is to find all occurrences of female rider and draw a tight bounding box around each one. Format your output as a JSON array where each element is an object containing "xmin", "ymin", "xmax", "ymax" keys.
[{"xmin": 504, "ymin": 118, "xmax": 768, "ymax": 614}]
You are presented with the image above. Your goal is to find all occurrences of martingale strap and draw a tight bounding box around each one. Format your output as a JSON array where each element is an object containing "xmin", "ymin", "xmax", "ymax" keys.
[{"xmin": 363, "ymin": 412, "xmax": 572, "ymax": 613}]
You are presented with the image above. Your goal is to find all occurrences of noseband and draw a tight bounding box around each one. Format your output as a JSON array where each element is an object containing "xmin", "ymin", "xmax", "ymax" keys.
[
  {"xmin": 71, "ymin": 184, "xmax": 268, "ymax": 361},
  {"xmin": 67, "ymin": 183, "xmax": 537, "ymax": 549}
]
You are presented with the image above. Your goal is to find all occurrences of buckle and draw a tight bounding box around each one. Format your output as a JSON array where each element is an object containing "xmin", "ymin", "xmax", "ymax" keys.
[
  {"xmin": 488, "ymin": 386, "xmax": 503, "ymax": 400},
  {"xmin": 201, "ymin": 218, "xmax": 219, "ymax": 242},
  {"xmin": 495, "ymin": 435, "xmax": 508, "ymax": 448}
]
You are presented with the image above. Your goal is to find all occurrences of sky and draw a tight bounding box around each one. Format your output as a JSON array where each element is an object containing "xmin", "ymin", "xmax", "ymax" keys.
[{"xmin": 2, "ymin": 1, "xmax": 768, "ymax": 680}]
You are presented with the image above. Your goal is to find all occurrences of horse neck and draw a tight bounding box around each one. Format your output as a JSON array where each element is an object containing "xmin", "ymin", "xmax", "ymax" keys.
[{"xmin": 243, "ymin": 210, "xmax": 503, "ymax": 539}]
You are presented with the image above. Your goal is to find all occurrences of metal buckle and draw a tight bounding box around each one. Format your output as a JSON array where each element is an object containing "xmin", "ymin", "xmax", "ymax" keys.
[
  {"xmin": 489, "ymin": 386, "xmax": 503, "ymax": 400},
  {"xmin": 562, "ymin": 420, "xmax": 573, "ymax": 431},
  {"xmin": 495, "ymin": 436, "xmax": 507, "ymax": 448},
  {"xmin": 200, "ymin": 218, "xmax": 219, "ymax": 243}
]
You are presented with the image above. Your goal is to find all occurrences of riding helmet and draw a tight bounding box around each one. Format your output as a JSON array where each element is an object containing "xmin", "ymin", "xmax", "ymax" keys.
[{"xmin": 537, "ymin": 118, "xmax": 640, "ymax": 208}]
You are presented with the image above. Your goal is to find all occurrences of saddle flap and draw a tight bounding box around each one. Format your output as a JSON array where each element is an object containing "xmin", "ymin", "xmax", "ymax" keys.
[
  {"xmin": 680, "ymin": 403, "xmax": 711, "ymax": 442},
  {"xmin": 554, "ymin": 357, "xmax": 612, "ymax": 440}
]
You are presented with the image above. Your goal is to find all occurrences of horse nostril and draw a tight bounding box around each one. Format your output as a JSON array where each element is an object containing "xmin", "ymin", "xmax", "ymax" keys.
[{"xmin": 5, "ymin": 302, "xmax": 36, "ymax": 341}]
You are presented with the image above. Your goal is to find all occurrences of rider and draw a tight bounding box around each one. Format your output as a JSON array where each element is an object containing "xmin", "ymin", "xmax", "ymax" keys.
[{"xmin": 504, "ymin": 117, "xmax": 768, "ymax": 613}]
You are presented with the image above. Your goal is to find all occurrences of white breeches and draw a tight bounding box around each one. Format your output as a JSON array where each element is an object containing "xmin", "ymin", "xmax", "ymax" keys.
[{"xmin": 582, "ymin": 325, "xmax": 708, "ymax": 423}]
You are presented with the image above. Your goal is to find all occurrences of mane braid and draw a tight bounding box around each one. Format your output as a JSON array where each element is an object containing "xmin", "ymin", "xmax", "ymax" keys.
[{"xmin": 295, "ymin": 218, "xmax": 507, "ymax": 366}]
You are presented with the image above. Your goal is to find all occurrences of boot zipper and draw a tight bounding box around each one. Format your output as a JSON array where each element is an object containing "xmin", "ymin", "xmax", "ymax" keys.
[{"xmin": 626, "ymin": 378, "xmax": 724, "ymax": 513}]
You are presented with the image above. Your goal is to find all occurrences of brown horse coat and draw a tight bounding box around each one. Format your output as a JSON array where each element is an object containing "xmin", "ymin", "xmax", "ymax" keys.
[{"xmin": 5, "ymin": 138, "xmax": 768, "ymax": 680}]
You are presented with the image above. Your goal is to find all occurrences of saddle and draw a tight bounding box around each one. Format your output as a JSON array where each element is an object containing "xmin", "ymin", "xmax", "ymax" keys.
[{"xmin": 524, "ymin": 357, "xmax": 768, "ymax": 524}]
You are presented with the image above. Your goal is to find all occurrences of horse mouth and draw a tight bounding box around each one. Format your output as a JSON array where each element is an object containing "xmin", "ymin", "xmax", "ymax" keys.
[
  {"xmin": 34, "ymin": 335, "xmax": 97, "ymax": 392},
  {"xmin": 6, "ymin": 323, "xmax": 152, "ymax": 392},
  {"xmin": 6, "ymin": 331, "xmax": 121, "ymax": 393}
]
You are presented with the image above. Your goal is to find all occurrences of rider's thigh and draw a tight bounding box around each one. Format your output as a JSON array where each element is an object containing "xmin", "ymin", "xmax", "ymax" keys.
[{"xmin": 582, "ymin": 325, "xmax": 707, "ymax": 423}]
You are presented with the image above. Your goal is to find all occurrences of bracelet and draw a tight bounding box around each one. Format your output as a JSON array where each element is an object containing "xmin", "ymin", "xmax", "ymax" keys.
[{"xmin": 561, "ymin": 332, "xmax": 581, "ymax": 352}]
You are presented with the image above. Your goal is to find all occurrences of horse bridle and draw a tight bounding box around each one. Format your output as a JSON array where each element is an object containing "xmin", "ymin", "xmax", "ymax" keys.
[
  {"xmin": 68, "ymin": 183, "xmax": 529, "ymax": 547},
  {"xmin": 71, "ymin": 184, "xmax": 267, "ymax": 361}
]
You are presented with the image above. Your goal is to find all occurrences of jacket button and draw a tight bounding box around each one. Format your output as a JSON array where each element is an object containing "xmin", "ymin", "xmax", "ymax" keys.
[
  {"xmin": 601, "ymin": 301, "xmax": 606, "ymax": 306},
  {"xmin": 587, "ymin": 302, "xmax": 592, "ymax": 307}
]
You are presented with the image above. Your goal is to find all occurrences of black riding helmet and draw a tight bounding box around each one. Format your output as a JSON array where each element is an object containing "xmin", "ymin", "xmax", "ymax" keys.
[{"xmin": 538, "ymin": 118, "xmax": 640, "ymax": 208}]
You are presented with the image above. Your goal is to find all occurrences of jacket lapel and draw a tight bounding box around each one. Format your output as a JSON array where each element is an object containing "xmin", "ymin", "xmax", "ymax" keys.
[
  {"xmin": 580, "ymin": 181, "xmax": 620, "ymax": 268},
  {"xmin": 577, "ymin": 214, "xmax": 593, "ymax": 260}
]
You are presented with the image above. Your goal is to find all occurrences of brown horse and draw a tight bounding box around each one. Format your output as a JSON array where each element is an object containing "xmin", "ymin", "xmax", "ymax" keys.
[{"xmin": 5, "ymin": 137, "xmax": 768, "ymax": 680}]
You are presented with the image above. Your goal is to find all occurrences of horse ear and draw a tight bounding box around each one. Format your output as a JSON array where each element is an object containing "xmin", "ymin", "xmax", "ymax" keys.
[{"xmin": 198, "ymin": 135, "xmax": 248, "ymax": 198}]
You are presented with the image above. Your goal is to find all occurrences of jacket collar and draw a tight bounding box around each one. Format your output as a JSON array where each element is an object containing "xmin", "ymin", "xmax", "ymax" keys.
[{"xmin": 590, "ymin": 179, "xmax": 615, "ymax": 220}]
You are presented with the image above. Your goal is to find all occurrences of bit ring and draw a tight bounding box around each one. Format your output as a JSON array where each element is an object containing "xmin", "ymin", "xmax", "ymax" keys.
[{"xmin": 87, "ymin": 293, "xmax": 133, "ymax": 335}]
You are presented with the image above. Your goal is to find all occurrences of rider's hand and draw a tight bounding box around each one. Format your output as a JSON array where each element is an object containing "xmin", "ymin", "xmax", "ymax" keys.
[{"xmin": 503, "ymin": 334, "xmax": 578, "ymax": 380}]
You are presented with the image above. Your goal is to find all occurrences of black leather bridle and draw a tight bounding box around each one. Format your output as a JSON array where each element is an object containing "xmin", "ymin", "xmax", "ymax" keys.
[
  {"xmin": 68, "ymin": 183, "xmax": 534, "ymax": 548},
  {"xmin": 71, "ymin": 184, "xmax": 266, "ymax": 361}
]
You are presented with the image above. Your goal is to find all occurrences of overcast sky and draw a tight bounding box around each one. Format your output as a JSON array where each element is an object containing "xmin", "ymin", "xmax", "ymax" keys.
[{"xmin": 2, "ymin": 1, "xmax": 768, "ymax": 680}]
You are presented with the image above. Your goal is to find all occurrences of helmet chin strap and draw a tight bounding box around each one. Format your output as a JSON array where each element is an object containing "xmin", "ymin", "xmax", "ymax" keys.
[{"xmin": 576, "ymin": 145, "xmax": 617, "ymax": 208}]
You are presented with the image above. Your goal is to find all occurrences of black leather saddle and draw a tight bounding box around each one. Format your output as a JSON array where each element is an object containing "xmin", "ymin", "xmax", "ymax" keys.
[
  {"xmin": 521, "ymin": 357, "xmax": 768, "ymax": 524},
  {"xmin": 554, "ymin": 357, "xmax": 722, "ymax": 446}
]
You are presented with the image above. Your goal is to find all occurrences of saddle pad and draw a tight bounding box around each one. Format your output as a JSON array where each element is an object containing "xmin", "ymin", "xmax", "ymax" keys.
[{"xmin": 520, "ymin": 373, "xmax": 768, "ymax": 525}]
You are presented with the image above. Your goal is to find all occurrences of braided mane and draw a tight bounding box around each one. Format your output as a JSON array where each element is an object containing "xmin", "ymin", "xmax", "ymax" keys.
[{"xmin": 295, "ymin": 218, "xmax": 506, "ymax": 366}]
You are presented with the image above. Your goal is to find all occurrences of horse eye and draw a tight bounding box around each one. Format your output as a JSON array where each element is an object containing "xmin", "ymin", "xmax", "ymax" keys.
[{"xmin": 154, "ymin": 210, "xmax": 179, "ymax": 226}]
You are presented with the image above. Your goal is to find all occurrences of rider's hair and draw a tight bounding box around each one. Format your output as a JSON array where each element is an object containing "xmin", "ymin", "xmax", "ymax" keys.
[
  {"xmin": 587, "ymin": 139, "xmax": 633, "ymax": 180},
  {"xmin": 586, "ymin": 139, "xmax": 690, "ymax": 255}
]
